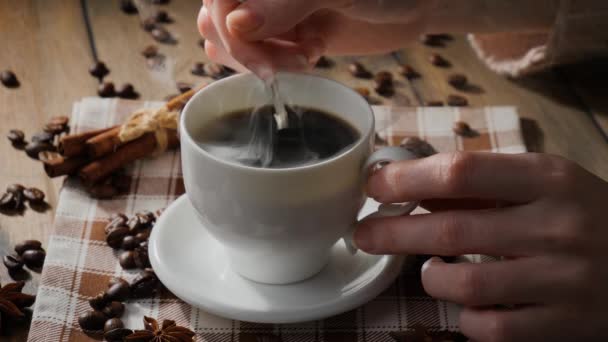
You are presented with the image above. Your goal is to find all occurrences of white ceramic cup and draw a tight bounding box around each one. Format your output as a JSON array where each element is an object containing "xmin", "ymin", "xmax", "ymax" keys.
[{"xmin": 180, "ymin": 73, "xmax": 419, "ymax": 284}]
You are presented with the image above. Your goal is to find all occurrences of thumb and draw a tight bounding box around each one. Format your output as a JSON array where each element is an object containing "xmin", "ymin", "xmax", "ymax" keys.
[{"xmin": 226, "ymin": 0, "xmax": 344, "ymax": 41}]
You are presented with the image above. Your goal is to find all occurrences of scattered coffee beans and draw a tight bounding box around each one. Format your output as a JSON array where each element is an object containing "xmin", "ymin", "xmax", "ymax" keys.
[
  {"xmin": 121, "ymin": 235, "xmax": 137, "ymax": 250},
  {"xmin": 374, "ymin": 71, "xmax": 394, "ymax": 97},
  {"xmin": 117, "ymin": 83, "xmax": 139, "ymax": 99},
  {"xmin": 23, "ymin": 187, "xmax": 45, "ymax": 203},
  {"xmin": 89, "ymin": 62, "xmax": 110, "ymax": 81},
  {"xmin": 7, "ymin": 184, "xmax": 25, "ymax": 194},
  {"xmin": 119, "ymin": 250, "xmax": 137, "ymax": 269},
  {"xmin": 104, "ymin": 318, "xmax": 124, "ymax": 334},
  {"xmin": 191, "ymin": 62, "xmax": 206, "ymax": 76},
  {"xmin": 348, "ymin": 62, "xmax": 371, "ymax": 79},
  {"xmin": 203, "ymin": 63, "xmax": 230, "ymax": 79},
  {"xmin": 89, "ymin": 292, "xmax": 108, "ymax": 311},
  {"xmin": 3, "ymin": 254, "xmax": 24, "ymax": 272},
  {"xmin": 98, "ymin": 82, "xmax": 116, "ymax": 98},
  {"xmin": 104, "ymin": 327, "xmax": 133, "ymax": 342},
  {"xmin": 106, "ymin": 280, "xmax": 131, "ymax": 302},
  {"xmin": 15, "ymin": 240, "xmax": 42, "ymax": 255},
  {"xmin": 448, "ymin": 73, "xmax": 468, "ymax": 89},
  {"xmin": 141, "ymin": 45, "xmax": 158, "ymax": 58},
  {"xmin": 399, "ymin": 65, "xmax": 419, "ymax": 80},
  {"xmin": 151, "ymin": 27, "xmax": 172, "ymax": 43},
  {"xmin": 102, "ymin": 301, "xmax": 125, "ymax": 318},
  {"xmin": 1, "ymin": 70, "xmax": 19, "ymax": 88},
  {"xmin": 446, "ymin": 94, "xmax": 468, "ymax": 107},
  {"xmin": 31, "ymin": 131, "xmax": 54, "ymax": 143},
  {"xmin": 120, "ymin": 0, "xmax": 138, "ymax": 14},
  {"xmin": 419, "ymin": 34, "xmax": 443, "ymax": 47},
  {"xmin": 453, "ymin": 121, "xmax": 474, "ymax": 137},
  {"xmin": 7, "ymin": 129, "xmax": 25, "ymax": 145},
  {"xmin": 107, "ymin": 226, "xmax": 130, "ymax": 249},
  {"xmin": 154, "ymin": 10, "xmax": 171, "ymax": 23},
  {"xmin": 78, "ymin": 310, "xmax": 107, "ymax": 331},
  {"xmin": 176, "ymin": 82, "xmax": 192, "ymax": 94},
  {"xmin": 25, "ymin": 141, "xmax": 55, "ymax": 159},
  {"xmin": 22, "ymin": 249, "xmax": 45, "ymax": 269},
  {"xmin": 314, "ymin": 56, "xmax": 332, "ymax": 68},
  {"xmin": 425, "ymin": 100, "xmax": 444, "ymax": 107},
  {"xmin": 130, "ymin": 269, "xmax": 159, "ymax": 298},
  {"xmin": 141, "ymin": 17, "xmax": 157, "ymax": 32},
  {"xmin": 429, "ymin": 53, "xmax": 450, "ymax": 67},
  {"xmin": 0, "ymin": 192, "xmax": 16, "ymax": 210}
]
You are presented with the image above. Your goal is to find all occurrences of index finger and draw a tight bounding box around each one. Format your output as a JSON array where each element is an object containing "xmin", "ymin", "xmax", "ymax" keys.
[{"xmin": 367, "ymin": 152, "xmax": 548, "ymax": 204}]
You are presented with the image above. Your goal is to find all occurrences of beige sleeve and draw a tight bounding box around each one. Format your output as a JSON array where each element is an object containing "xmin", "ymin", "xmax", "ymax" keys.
[{"xmin": 468, "ymin": 0, "xmax": 608, "ymax": 77}]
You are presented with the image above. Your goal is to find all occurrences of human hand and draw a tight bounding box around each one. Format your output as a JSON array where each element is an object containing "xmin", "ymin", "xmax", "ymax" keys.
[
  {"xmin": 355, "ymin": 152, "xmax": 608, "ymax": 341},
  {"xmin": 197, "ymin": 0, "xmax": 431, "ymax": 78}
]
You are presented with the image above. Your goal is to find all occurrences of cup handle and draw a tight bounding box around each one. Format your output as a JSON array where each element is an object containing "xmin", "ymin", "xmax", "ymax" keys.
[{"xmin": 343, "ymin": 146, "xmax": 421, "ymax": 255}]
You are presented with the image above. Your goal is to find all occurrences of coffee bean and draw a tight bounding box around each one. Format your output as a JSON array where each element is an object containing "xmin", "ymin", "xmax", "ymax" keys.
[
  {"xmin": 104, "ymin": 327, "xmax": 133, "ymax": 342},
  {"xmin": 31, "ymin": 131, "xmax": 54, "ymax": 143},
  {"xmin": 22, "ymin": 249, "xmax": 45, "ymax": 269},
  {"xmin": 141, "ymin": 17, "xmax": 157, "ymax": 32},
  {"xmin": 12, "ymin": 191, "xmax": 25, "ymax": 211},
  {"xmin": 43, "ymin": 123, "xmax": 67, "ymax": 135},
  {"xmin": 191, "ymin": 62, "xmax": 206, "ymax": 76},
  {"xmin": 353, "ymin": 87, "xmax": 370, "ymax": 98},
  {"xmin": 348, "ymin": 62, "xmax": 371, "ymax": 79},
  {"xmin": 453, "ymin": 121, "xmax": 473, "ymax": 136},
  {"xmin": 23, "ymin": 187, "xmax": 45, "ymax": 203},
  {"xmin": 134, "ymin": 247, "xmax": 150, "ymax": 269},
  {"xmin": 139, "ymin": 240, "xmax": 148, "ymax": 249},
  {"xmin": 7, "ymin": 129, "xmax": 25, "ymax": 145},
  {"xmin": 314, "ymin": 56, "xmax": 332, "ymax": 68},
  {"xmin": 155, "ymin": 10, "xmax": 171, "ymax": 23},
  {"xmin": 48, "ymin": 115, "xmax": 69, "ymax": 126},
  {"xmin": 141, "ymin": 45, "xmax": 158, "ymax": 58},
  {"xmin": 117, "ymin": 83, "xmax": 139, "ymax": 99},
  {"xmin": 1, "ymin": 70, "xmax": 19, "ymax": 88},
  {"xmin": 106, "ymin": 226, "xmax": 130, "ymax": 249},
  {"xmin": 430, "ymin": 53, "xmax": 450, "ymax": 67},
  {"xmin": 106, "ymin": 280, "xmax": 131, "ymax": 301},
  {"xmin": 89, "ymin": 292, "xmax": 108, "ymax": 311},
  {"xmin": 425, "ymin": 100, "xmax": 444, "ymax": 107},
  {"xmin": 104, "ymin": 318, "xmax": 124, "ymax": 334},
  {"xmin": 3, "ymin": 253, "xmax": 24, "ymax": 272},
  {"xmin": 176, "ymin": 82, "xmax": 192, "ymax": 94},
  {"xmin": 15, "ymin": 240, "xmax": 42, "ymax": 255},
  {"xmin": 154, "ymin": 208, "xmax": 164, "ymax": 219},
  {"xmin": 400, "ymin": 137, "xmax": 438, "ymax": 158},
  {"xmin": 102, "ymin": 301, "xmax": 125, "ymax": 318},
  {"xmin": 106, "ymin": 221, "xmax": 127, "ymax": 236},
  {"xmin": 6, "ymin": 184, "xmax": 25, "ymax": 195},
  {"xmin": 89, "ymin": 62, "xmax": 110, "ymax": 81},
  {"xmin": 108, "ymin": 277, "xmax": 129, "ymax": 289},
  {"xmin": 135, "ymin": 230, "xmax": 150, "ymax": 244},
  {"xmin": 109, "ymin": 213, "xmax": 128, "ymax": 225},
  {"xmin": 130, "ymin": 269, "xmax": 159, "ymax": 298},
  {"xmin": 119, "ymin": 250, "xmax": 137, "ymax": 269},
  {"xmin": 98, "ymin": 82, "xmax": 116, "ymax": 98},
  {"xmin": 419, "ymin": 34, "xmax": 444, "ymax": 47},
  {"xmin": 447, "ymin": 94, "xmax": 468, "ymax": 107},
  {"xmin": 127, "ymin": 215, "xmax": 144, "ymax": 233},
  {"xmin": 448, "ymin": 73, "xmax": 468, "ymax": 89},
  {"xmin": 151, "ymin": 27, "xmax": 172, "ymax": 43},
  {"xmin": 78, "ymin": 310, "xmax": 107, "ymax": 331},
  {"xmin": 399, "ymin": 65, "xmax": 420, "ymax": 80},
  {"xmin": 25, "ymin": 141, "xmax": 55, "ymax": 159},
  {"xmin": 120, "ymin": 0, "xmax": 138, "ymax": 14},
  {"xmin": 136, "ymin": 210, "xmax": 155, "ymax": 225},
  {"xmin": 198, "ymin": 38, "xmax": 205, "ymax": 48},
  {"xmin": 0, "ymin": 192, "xmax": 15, "ymax": 209}
]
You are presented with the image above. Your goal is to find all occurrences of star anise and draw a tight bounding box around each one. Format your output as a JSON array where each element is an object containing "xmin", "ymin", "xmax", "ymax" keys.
[
  {"xmin": 126, "ymin": 316, "xmax": 195, "ymax": 341},
  {"xmin": 0, "ymin": 281, "xmax": 36, "ymax": 334}
]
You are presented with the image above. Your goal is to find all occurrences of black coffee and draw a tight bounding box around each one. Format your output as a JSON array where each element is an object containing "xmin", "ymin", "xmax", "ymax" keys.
[{"xmin": 196, "ymin": 105, "xmax": 360, "ymax": 168}]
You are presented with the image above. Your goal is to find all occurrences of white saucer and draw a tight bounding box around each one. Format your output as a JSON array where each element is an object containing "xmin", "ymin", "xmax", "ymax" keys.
[{"xmin": 149, "ymin": 195, "xmax": 407, "ymax": 324}]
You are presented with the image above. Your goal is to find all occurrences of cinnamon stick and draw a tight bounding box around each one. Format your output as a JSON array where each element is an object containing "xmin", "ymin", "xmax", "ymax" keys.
[
  {"xmin": 43, "ymin": 155, "xmax": 90, "ymax": 178},
  {"xmin": 79, "ymin": 130, "xmax": 179, "ymax": 186},
  {"xmin": 85, "ymin": 126, "xmax": 122, "ymax": 159},
  {"xmin": 58, "ymin": 126, "xmax": 118, "ymax": 157},
  {"xmin": 166, "ymin": 84, "xmax": 203, "ymax": 111}
]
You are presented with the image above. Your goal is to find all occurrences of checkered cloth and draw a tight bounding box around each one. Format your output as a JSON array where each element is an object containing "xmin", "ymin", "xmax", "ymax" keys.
[{"xmin": 27, "ymin": 98, "xmax": 526, "ymax": 341}]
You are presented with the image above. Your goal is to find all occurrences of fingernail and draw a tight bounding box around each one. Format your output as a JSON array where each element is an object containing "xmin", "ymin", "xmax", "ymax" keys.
[
  {"xmin": 421, "ymin": 256, "xmax": 442, "ymax": 274},
  {"xmin": 227, "ymin": 8, "xmax": 264, "ymax": 34},
  {"xmin": 353, "ymin": 222, "xmax": 374, "ymax": 252}
]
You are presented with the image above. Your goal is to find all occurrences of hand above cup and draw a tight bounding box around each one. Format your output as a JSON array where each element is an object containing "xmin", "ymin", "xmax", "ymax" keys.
[{"xmin": 355, "ymin": 151, "xmax": 608, "ymax": 341}]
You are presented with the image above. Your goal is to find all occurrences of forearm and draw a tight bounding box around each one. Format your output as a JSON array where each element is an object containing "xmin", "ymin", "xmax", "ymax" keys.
[{"xmin": 426, "ymin": 0, "xmax": 561, "ymax": 34}]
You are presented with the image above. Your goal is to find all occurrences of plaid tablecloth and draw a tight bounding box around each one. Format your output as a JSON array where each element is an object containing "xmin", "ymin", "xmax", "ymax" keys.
[{"xmin": 28, "ymin": 97, "xmax": 526, "ymax": 341}]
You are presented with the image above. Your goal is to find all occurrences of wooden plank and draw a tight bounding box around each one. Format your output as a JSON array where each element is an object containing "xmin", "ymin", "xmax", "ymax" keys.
[
  {"xmin": 0, "ymin": 0, "xmax": 95, "ymax": 340},
  {"xmin": 395, "ymin": 36, "xmax": 608, "ymax": 179}
]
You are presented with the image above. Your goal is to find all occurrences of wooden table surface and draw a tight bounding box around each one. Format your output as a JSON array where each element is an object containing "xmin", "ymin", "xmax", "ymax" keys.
[{"xmin": 1, "ymin": 1, "xmax": 607, "ymax": 340}]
